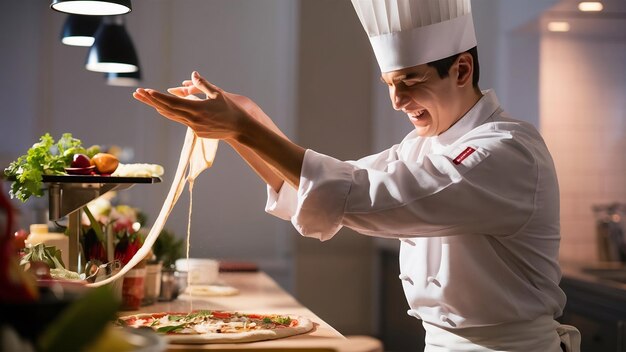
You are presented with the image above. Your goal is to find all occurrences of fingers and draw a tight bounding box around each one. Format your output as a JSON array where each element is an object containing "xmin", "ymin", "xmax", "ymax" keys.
[
  {"xmin": 140, "ymin": 88, "xmax": 200, "ymax": 113},
  {"xmin": 167, "ymin": 87, "xmax": 191, "ymax": 98},
  {"xmin": 166, "ymin": 87, "xmax": 185, "ymax": 97},
  {"xmin": 191, "ymin": 71, "xmax": 221, "ymax": 99},
  {"xmin": 167, "ymin": 85, "xmax": 202, "ymax": 97},
  {"xmin": 133, "ymin": 91, "xmax": 189, "ymax": 125},
  {"xmin": 134, "ymin": 88, "xmax": 193, "ymax": 117}
]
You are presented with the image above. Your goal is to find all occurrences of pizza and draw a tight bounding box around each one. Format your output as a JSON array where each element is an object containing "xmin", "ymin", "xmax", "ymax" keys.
[{"xmin": 116, "ymin": 310, "xmax": 314, "ymax": 344}]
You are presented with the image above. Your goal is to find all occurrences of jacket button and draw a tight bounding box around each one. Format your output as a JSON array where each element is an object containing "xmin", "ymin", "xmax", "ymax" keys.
[
  {"xmin": 399, "ymin": 274, "xmax": 414, "ymax": 285},
  {"xmin": 407, "ymin": 309, "xmax": 421, "ymax": 319},
  {"xmin": 427, "ymin": 276, "xmax": 441, "ymax": 287},
  {"xmin": 440, "ymin": 315, "xmax": 456, "ymax": 327},
  {"xmin": 400, "ymin": 238, "xmax": 416, "ymax": 246}
]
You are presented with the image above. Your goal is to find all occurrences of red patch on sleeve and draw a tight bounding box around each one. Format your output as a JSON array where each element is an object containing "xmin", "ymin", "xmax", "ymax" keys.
[{"xmin": 453, "ymin": 147, "xmax": 476, "ymax": 165}]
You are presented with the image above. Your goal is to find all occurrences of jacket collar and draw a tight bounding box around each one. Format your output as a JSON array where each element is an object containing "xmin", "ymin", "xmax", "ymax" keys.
[{"xmin": 434, "ymin": 89, "xmax": 501, "ymax": 146}]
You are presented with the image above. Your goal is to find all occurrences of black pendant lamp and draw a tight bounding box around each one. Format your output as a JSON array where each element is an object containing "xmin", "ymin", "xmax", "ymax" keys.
[
  {"xmin": 60, "ymin": 15, "xmax": 101, "ymax": 46},
  {"xmin": 51, "ymin": 0, "xmax": 131, "ymax": 16},
  {"xmin": 86, "ymin": 16, "xmax": 139, "ymax": 73},
  {"xmin": 105, "ymin": 70, "xmax": 141, "ymax": 87}
]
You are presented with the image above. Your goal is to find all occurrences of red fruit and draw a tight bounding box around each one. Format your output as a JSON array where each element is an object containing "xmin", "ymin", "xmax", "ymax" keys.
[
  {"xmin": 71, "ymin": 154, "xmax": 91, "ymax": 168},
  {"xmin": 13, "ymin": 229, "xmax": 28, "ymax": 250}
]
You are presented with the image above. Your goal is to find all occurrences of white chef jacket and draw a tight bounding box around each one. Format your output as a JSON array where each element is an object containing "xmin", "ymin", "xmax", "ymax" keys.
[{"xmin": 266, "ymin": 90, "xmax": 566, "ymax": 332}]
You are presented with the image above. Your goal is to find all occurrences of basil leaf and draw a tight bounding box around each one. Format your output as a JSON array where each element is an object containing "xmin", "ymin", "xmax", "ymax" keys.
[
  {"xmin": 156, "ymin": 324, "xmax": 185, "ymax": 333},
  {"xmin": 273, "ymin": 316, "xmax": 291, "ymax": 325}
]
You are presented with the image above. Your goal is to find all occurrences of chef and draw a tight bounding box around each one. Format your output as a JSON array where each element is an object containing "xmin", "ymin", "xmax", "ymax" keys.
[{"xmin": 133, "ymin": 0, "xmax": 580, "ymax": 350}]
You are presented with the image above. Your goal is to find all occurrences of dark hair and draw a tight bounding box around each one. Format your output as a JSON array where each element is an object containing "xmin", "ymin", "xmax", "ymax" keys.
[{"xmin": 426, "ymin": 46, "xmax": 479, "ymax": 88}]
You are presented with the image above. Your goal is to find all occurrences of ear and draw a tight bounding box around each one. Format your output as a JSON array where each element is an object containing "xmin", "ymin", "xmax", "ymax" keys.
[{"xmin": 454, "ymin": 52, "xmax": 473, "ymax": 88}]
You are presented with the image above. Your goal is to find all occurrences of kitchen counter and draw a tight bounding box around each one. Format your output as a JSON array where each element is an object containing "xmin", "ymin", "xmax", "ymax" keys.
[
  {"xmin": 124, "ymin": 271, "xmax": 382, "ymax": 351},
  {"xmin": 560, "ymin": 261, "xmax": 626, "ymax": 304},
  {"xmin": 559, "ymin": 262, "xmax": 626, "ymax": 352}
]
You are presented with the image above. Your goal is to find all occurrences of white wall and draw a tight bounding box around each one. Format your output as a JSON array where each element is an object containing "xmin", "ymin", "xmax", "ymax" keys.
[
  {"xmin": 293, "ymin": 0, "xmax": 376, "ymax": 335},
  {"xmin": 540, "ymin": 24, "xmax": 626, "ymax": 263}
]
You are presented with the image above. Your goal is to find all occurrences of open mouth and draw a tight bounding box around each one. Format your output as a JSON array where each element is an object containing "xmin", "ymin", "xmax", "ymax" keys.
[{"xmin": 407, "ymin": 110, "xmax": 426, "ymax": 120}]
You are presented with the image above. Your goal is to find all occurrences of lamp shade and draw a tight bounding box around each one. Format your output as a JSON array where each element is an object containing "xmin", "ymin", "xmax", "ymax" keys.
[
  {"xmin": 86, "ymin": 16, "xmax": 139, "ymax": 73},
  {"xmin": 51, "ymin": 0, "xmax": 131, "ymax": 16},
  {"xmin": 105, "ymin": 70, "xmax": 141, "ymax": 87},
  {"xmin": 60, "ymin": 15, "xmax": 101, "ymax": 46}
]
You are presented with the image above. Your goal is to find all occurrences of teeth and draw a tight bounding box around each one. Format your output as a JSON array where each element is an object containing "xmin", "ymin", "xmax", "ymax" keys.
[{"xmin": 408, "ymin": 110, "xmax": 425, "ymax": 118}]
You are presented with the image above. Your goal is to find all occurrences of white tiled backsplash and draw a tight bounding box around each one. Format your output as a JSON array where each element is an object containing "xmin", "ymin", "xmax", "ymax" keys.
[{"xmin": 540, "ymin": 34, "xmax": 626, "ymax": 263}]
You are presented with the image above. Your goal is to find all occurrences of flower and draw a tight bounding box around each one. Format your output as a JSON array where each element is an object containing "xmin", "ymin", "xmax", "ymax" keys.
[{"xmin": 81, "ymin": 193, "xmax": 145, "ymax": 265}]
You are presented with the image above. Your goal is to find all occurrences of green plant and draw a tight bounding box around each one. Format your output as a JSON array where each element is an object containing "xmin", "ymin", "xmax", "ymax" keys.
[{"xmin": 152, "ymin": 229, "xmax": 184, "ymax": 268}]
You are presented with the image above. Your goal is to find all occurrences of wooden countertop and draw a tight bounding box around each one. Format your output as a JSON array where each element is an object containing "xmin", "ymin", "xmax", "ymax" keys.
[{"xmin": 123, "ymin": 271, "xmax": 382, "ymax": 351}]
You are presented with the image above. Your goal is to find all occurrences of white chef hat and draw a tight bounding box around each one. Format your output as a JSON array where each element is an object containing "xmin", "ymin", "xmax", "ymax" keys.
[{"xmin": 352, "ymin": 0, "xmax": 477, "ymax": 73}]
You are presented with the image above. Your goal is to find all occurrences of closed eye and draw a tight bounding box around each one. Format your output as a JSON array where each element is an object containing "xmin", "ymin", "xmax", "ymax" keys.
[
  {"xmin": 402, "ymin": 75, "xmax": 428, "ymax": 87},
  {"xmin": 380, "ymin": 73, "xmax": 428, "ymax": 87}
]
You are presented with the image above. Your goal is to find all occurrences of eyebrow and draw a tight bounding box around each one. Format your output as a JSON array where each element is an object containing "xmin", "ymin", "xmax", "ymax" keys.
[{"xmin": 381, "ymin": 72, "xmax": 427, "ymax": 84}]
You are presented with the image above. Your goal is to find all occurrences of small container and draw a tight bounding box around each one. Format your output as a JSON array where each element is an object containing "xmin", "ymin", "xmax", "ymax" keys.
[
  {"xmin": 121, "ymin": 267, "xmax": 146, "ymax": 310},
  {"xmin": 175, "ymin": 270, "xmax": 188, "ymax": 296},
  {"xmin": 158, "ymin": 268, "xmax": 178, "ymax": 301},
  {"xmin": 142, "ymin": 262, "xmax": 162, "ymax": 306},
  {"xmin": 175, "ymin": 258, "xmax": 219, "ymax": 285}
]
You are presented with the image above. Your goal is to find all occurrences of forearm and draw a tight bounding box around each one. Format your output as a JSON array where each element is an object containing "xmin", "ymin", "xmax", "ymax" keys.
[
  {"xmin": 225, "ymin": 140, "xmax": 285, "ymax": 192},
  {"xmin": 234, "ymin": 119, "xmax": 305, "ymax": 189}
]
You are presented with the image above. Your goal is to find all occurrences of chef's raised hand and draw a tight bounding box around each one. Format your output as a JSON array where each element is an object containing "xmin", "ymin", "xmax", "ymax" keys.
[
  {"xmin": 133, "ymin": 71, "xmax": 248, "ymax": 141},
  {"xmin": 133, "ymin": 71, "xmax": 306, "ymax": 188},
  {"xmin": 166, "ymin": 74, "xmax": 289, "ymax": 140}
]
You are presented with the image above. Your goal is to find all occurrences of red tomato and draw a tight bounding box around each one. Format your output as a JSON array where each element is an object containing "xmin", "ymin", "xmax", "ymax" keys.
[
  {"xmin": 211, "ymin": 311, "xmax": 232, "ymax": 319},
  {"xmin": 13, "ymin": 229, "xmax": 28, "ymax": 250}
]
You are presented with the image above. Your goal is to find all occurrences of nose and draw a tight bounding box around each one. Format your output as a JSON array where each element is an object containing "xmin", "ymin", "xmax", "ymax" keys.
[{"xmin": 390, "ymin": 88, "xmax": 409, "ymax": 111}]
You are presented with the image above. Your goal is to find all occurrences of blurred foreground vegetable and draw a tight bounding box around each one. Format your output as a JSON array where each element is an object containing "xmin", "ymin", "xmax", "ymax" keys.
[
  {"xmin": 0, "ymin": 231, "xmax": 38, "ymax": 303},
  {"xmin": 37, "ymin": 285, "xmax": 121, "ymax": 352}
]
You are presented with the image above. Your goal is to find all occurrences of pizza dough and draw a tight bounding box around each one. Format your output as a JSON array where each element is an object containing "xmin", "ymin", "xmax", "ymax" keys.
[
  {"xmin": 88, "ymin": 128, "xmax": 218, "ymax": 287},
  {"xmin": 117, "ymin": 311, "xmax": 313, "ymax": 344}
]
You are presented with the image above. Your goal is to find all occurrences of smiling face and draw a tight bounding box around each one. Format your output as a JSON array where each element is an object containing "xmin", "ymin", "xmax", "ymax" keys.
[{"xmin": 381, "ymin": 53, "xmax": 479, "ymax": 137}]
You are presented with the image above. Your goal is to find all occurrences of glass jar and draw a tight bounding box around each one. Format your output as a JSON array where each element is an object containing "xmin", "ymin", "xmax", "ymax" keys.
[{"xmin": 120, "ymin": 267, "xmax": 146, "ymax": 310}]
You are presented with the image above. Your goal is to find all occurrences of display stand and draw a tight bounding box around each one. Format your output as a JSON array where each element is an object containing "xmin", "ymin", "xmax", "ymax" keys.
[{"xmin": 44, "ymin": 175, "xmax": 161, "ymax": 272}]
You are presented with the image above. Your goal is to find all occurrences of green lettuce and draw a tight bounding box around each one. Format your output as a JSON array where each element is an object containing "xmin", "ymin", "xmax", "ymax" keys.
[{"xmin": 4, "ymin": 133, "xmax": 88, "ymax": 202}]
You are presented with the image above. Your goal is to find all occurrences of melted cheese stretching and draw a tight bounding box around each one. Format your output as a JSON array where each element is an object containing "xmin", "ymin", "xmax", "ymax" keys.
[{"xmin": 89, "ymin": 128, "xmax": 218, "ymax": 287}]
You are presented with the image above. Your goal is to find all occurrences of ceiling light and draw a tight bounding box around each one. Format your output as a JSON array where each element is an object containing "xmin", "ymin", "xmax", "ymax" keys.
[
  {"xmin": 51, "ymin": 0, "xmax": 131, "ymax": 16},
  {"xmin": 105, "ymin": 70, "xmax": 141, "ymax": 87},
  {"xmin": 60, "ymin": 15, "xmax": 101, "ymax": 46},
  {"xmin": 86, "ymin": 16, "xmax": 139, "ymax": 73},
  {"xmin": 578, "ymin": 2, "xmax": 603, "ymax": 12},
  {"xmin": 548, "ymin": 21, "xmax": 570, "ymax": 32}
]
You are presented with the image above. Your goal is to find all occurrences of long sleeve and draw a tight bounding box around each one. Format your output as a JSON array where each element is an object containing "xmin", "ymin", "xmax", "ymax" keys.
[{"xmin": 267, "ymin": 122, "xmax": 546, "ymax": 242}]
